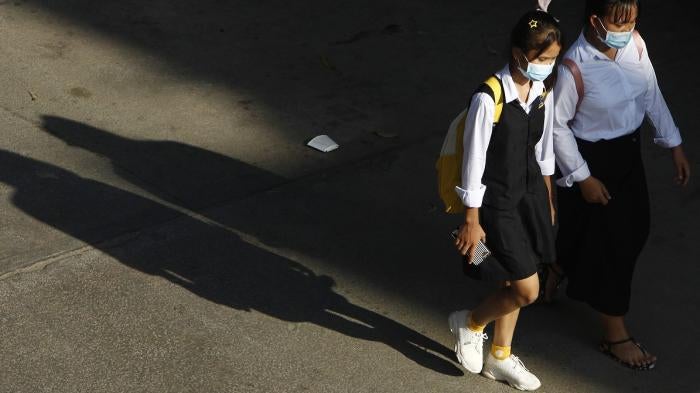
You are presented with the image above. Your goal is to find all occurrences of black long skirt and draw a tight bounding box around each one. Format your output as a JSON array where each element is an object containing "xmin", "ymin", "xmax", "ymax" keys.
[
  {"xmin": 463, "ymin": 180, "xmax": 556, "ymax": 282},
  {"xmin": 556, "ymin": 129, "xmax": 650, "ymax": 316}
]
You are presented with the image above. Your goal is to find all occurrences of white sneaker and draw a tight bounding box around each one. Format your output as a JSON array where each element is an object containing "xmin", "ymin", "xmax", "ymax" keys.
[
  {"xmin": 482, "ymin": 353, "xmax": 542, "ymax": 391},
  {"xmin": 448, "ymin": 310, "xmax": 488, "ymax": 373}
]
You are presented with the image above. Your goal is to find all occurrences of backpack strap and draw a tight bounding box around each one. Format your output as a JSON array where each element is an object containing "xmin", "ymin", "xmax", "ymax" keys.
[
  {"xmin": 435, "ymin": 75, "xmax": 505, "ymax": 214},
  {"xmin": 456, "ymin": 75, "xmax": 504, "ymax": 159},
  {"xmin": 562, "ymin": 32, "xmax": 644, "ymax": 111},
  {"xmin": 477, "ymin": 76, "xmax": 505, "ymax": 124},
  {"xmin": 454, "ymin": 75, "xmax": 503, "ymax": 167},
  {"xmin": 455, "ymin": 75, "xmax": 504, "ymax": 143},
  {"xmin": 560, "ymin": 33, "xmax": 643, "ymax": 117},
  {"xmin": 562, "ymin": 58, "xmax": 584, "ymax": 111},
  {"xmin": 632, "ymin": 30, "xmax": 644, "ymax": 60}
]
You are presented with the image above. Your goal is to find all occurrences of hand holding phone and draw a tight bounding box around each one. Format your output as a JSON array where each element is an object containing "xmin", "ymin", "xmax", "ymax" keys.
[{"xmin": 451, "ymin": 228, "xmax": 491, "ymax": 265}]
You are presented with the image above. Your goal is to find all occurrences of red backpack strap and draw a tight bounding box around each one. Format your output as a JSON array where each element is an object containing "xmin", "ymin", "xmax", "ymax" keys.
[
  {"xmin": 562, "ymin": 58, "xmax": 584, "ymax": 110},
  {"xmin": 632, "ymin": 30, "xmax": 644, "ymax": 60}
]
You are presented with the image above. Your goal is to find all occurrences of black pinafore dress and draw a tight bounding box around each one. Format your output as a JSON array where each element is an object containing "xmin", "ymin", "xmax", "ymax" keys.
[{"xmin": 463, "ymin": 79, "xmax": 556, "ymax": 282}]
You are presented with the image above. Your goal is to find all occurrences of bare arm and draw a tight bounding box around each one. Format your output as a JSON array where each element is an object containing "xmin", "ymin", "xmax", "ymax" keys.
[{"xmin": 543, "ymin": 175, "xmax": 555, "ymax": 225}]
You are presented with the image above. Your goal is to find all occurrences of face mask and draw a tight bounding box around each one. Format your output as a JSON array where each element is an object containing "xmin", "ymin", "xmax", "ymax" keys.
[
  {"xmin": 595, "ymin": 17, "xmax": 634, "ymax": 49},
  {"xmin": 517, "ymin": 54, "xmax": 555, "ymax": 82}
]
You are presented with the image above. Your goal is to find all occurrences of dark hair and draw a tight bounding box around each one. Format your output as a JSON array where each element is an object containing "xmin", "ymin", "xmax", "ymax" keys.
[
  {"xmin": 510, "ymin": 10, "xmax": 562, "ymax": 90},
  {"xmin": 585, "ymin": 0, "xmax": 639, "ymax": 30}
]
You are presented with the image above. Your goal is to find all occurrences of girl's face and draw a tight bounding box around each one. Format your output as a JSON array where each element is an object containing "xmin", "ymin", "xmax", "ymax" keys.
[
  {"xmin": 516, "ymin": 41, "xmax": 561, "ymax": 67},
  {"xmin": 591, "ymin": 5, "xmax": 638, "ymax": 34}
]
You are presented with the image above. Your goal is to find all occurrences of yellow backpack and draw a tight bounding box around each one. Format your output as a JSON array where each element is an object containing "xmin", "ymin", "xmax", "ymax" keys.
[{"xmin": 436, "ymin": 76, "xmax": 504, "ymax": 214}]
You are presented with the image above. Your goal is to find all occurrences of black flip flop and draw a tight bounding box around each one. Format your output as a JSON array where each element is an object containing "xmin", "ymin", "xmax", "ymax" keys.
[{"xmin": 599, "ymin": 337, "xmax": 656, "ymax": 371}]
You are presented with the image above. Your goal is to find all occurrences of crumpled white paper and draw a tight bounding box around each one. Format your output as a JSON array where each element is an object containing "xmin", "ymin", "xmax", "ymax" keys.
[{"xmin": 307, "ymin": 135, "xmax": 339, "ymax": 153}]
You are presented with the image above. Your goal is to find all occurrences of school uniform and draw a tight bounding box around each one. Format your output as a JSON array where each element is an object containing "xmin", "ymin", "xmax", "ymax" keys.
[
  {"xmin": 456, "ymin": 65, "xmax": 556, "ymax": 282},
  {"xmin": 553, "ymin": 32, "xmax": 682, "ymax": 316}
]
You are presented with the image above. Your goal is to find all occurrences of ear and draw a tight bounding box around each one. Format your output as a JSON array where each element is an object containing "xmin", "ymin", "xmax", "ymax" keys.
[{"xmin": 589, "ymin": 14, "xmax": 599, "ymax": 31}]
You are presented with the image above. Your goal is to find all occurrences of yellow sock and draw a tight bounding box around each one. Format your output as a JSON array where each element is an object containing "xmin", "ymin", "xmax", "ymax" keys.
[
  {"xmin": 467, "ymin": 315, "xmax": 486, "ymax": 332},
  {"xmin": 491, "ymin": 344, "xmax": 511, "ymax": 360}
]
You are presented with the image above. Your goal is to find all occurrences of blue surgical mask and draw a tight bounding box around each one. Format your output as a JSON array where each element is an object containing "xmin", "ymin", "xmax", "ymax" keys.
[
  {"xmin": 595, "ymin": 17, "xmax": 634, "ymax": 49},
  {"xmin": 517, "ymin": 55, "xmax": 555, "ymax": 82}
]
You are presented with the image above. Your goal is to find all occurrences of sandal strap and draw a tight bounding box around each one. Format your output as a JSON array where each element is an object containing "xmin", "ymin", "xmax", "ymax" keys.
[
  {"xmin": 603, "ymin": 337, "xmax": 652, "ymax": 358},
  {"xmin": 602, "ymin": 337, "xmax": 635, "ymax": 347},
  {"xmin": 631, "ymin": 339, "xmax": 650, "ymax": 356}
]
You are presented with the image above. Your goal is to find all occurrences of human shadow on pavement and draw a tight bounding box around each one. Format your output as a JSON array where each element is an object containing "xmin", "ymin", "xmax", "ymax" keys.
[
  {"xmin": 39, "ymin": 116, "xmax": 466, "ymax": 305},
  {"xmin": 40, "ymin": 116, "xmax": 282, "ymax": 210},
  {"xmin": 0, "ymin": 147, "xmax": 461, "ymax": 376},
  {"xmin": 37, "ymin": 114, "xmax": 700, "ymax": 391}
]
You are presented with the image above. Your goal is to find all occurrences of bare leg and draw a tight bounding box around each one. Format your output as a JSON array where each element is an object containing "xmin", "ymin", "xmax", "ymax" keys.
[
  {"xmin": 542, "ymin": 262, "xmax": 565, "ymax": 303},
  {"xmin": 494, "ymin": 308, "xmax": 521, "ymax": 348},
  {"xmin": 471, "ymin": 273, "xmax": 539, "ymax": 327},
  {"xmin": 600, "ymin": 313, "xmax": 656, "ymax": 368},
  {"xmin": 493, "ymin": 282, "xmax": 521, "ymax": 347}
]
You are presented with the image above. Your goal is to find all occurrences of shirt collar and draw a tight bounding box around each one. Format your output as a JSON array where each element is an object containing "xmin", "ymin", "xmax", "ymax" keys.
[
  {"xmin": 495, "ymin": 65, "xmax": 546, "ymax": 107},
  {"xmin": 577, "ymin": 31, "xmax": 608, "ymax": 61}
]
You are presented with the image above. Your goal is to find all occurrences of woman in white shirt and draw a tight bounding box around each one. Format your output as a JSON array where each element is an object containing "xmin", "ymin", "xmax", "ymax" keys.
[
  {"xmin": 448, "ymin": 10, "xmax": 560, "ymax": 390},
  {"xmin": 546, "ymin": 0, "xmax": 690, "ymax": 370}
]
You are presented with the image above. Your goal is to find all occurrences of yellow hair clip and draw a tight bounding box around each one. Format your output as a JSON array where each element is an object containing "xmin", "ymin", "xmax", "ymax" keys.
[{"xmin": 528, "ymin": 19, "xmax": 539, "ymax": 29}]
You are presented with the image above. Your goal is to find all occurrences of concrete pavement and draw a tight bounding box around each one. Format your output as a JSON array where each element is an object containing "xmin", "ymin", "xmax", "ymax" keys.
[{"xmin": 1, "ymin": 1, "xmax": 698, "ymax": 392}]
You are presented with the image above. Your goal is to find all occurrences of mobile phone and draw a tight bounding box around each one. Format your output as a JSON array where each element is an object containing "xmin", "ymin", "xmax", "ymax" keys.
[{"xmin": 450, "ymin": 228, "xmax": 491, "ymax": 266}]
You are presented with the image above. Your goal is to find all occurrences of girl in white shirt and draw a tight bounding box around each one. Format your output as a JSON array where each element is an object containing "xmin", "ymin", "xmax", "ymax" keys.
[
  {"xmin": 448, "ymin": 10, "xmax": 560, "ymax": 390},
  {"xmin": 546, "ymin": 0, "xmax": 690, "ymax": 370}
]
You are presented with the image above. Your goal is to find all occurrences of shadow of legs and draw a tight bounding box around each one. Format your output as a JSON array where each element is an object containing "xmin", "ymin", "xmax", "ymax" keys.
[{"xmin": 312, "ymin": 295, "xmax": 462, "ymax": 376}]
